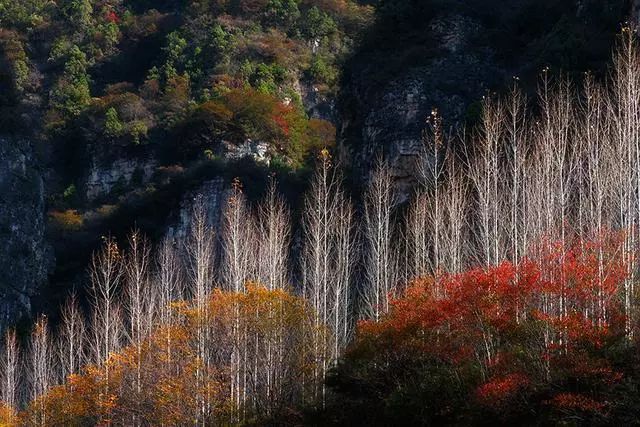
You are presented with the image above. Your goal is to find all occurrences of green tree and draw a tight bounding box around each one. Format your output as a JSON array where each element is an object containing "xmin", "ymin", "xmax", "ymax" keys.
[
  {"xmin": 264, "ymin": 0, "xmax": 300, "ymax": 30},
  {"xmin": 209, "ymin": 24, "xmax": 232, "ymax": 67},
  {"xmin": 129, "ymin": 121, "xmax": 148, "ymax": 145},
  {"xmin": 0, "ymin": 0, "xmax": 49, "ymax": 29},
  {"xmin": 49, "ymin": 45, "xmax": 91, "ymax": 118},
  {"xmin": 104, "ymin": 107, "xmax": 124, "ymax": 138},
  {"xmin": 307, "ymin": 56, "xmax": 337, "ymax": 86},
  {"xmin": 60, "ymin": 0, "xmax": 93, "ymax": 31},
  {"xmin": 301, "ymin": 6, "xmax": 336, "ymax": 39}
]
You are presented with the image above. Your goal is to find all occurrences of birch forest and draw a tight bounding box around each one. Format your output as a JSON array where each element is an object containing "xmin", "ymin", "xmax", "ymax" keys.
[{"xmin": 6, "ymin": 30, "xmax": 640, "ymax": 426}]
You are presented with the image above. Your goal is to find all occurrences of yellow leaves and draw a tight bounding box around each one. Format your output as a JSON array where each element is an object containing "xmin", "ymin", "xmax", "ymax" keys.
[
  {"xmin": 13, "ymin": 284, "xmax": 329, "ymax": 424},
  {"xmin": 20, "ymin": 373, "xmax": 102, "ymax": 426},
  {"xmin": 47, "ymin": 209, "xmax": 84, "ymax": 231},
  {"xmin": 0, "ymin": 401, "xmax": 17, "ymax": 426}
]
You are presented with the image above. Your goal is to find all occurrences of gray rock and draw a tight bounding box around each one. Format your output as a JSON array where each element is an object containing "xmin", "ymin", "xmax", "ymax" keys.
[
  {"xmin": 0, "ymin": 137, "xmax": 52, "ymax": 328},
  {"xmin": 220, "ymin": 139, "xmax": 270, "ymax": 165},
  {"xmin": 85, "ymin": 154, "xmax": 157, "ymax": 201},
  {"xmin": 166, "ymin": 177, "xmax": 227, "ymax": 240},
  {"xmin": 340, "ymin": 12, "xmax": 502, "ymax": 200}
]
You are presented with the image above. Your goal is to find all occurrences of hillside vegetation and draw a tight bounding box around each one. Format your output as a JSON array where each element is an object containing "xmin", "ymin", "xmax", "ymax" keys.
[{"xmin": 3, "ymin": 31, "xmax": 640, "ymax": 425}]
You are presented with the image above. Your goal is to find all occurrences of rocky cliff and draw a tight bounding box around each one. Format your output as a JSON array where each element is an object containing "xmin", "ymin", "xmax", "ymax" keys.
[
  {"xmin": 338, "ymin": 0, "xmax": 628, "ymax": 198},
  {"xmin": 0, "ymin": 0, "xmax": 632, "ymax": 326},
  {"xmin": 0, "ymin": 136, "xmax": 52, "ymax": 327},
  {"xmin": 339, "ymin": 11, "xmax": 500, "ymax": 199}
]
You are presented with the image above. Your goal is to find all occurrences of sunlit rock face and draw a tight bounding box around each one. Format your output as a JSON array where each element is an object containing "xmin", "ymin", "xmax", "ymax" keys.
[
  {"xmin": 0, "ymin": 136, "xmax": 52, "ymax": 328},
  {"xmin": 85, "ymin": 154, "xmax": 158, "ymax": 202},
  {"xmin": 166, "ymin": 177, "xmax": 227, "ymax": 241}
]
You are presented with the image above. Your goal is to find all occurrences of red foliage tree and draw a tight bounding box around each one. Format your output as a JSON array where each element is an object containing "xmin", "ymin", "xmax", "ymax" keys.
[{"xmin": 353, "ymin": 232, "xmax": 632, "ymax": 418}]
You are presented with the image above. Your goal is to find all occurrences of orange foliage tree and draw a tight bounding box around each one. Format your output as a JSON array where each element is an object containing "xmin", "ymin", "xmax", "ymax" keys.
[{"xmin": 18, "ymin": 285, "xmax": 328, "ymax": 426}]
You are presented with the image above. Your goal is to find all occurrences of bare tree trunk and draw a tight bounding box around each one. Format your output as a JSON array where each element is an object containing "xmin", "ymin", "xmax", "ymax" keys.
[
  {"xmin": 363, "ymin": 158, "xmax": 396, "ymax": 321},
  {"xmin": 185, "ymin": 196, "xmax": 215, "ymax": 425},
  {"xmin": 302, "ymin": 150, "xmax": 352, "ymax": 402},
  {"xmin": 123, "ymin": 230, "xmax": 152, "ymax": 426},
  {"xmin": 88, "ymin": 237, "xmax": 124, "ymax": 387},
  {"xmin": 1, "ymin": 329, "xmax": 19, "ymax": 420},
  {"xmin": 57, "ymin": 293, "xmax": 86, "ymax": 382},
  {"xmin": 28, "ymin": 316, "xmax": 53, "ymax": 427},
  {"xmin": 257, "ymin": 180, "xmax": 291, "ymax": 292}
]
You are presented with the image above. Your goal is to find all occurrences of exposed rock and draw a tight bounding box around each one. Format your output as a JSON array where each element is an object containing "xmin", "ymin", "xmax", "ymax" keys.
[
  {"xmin": 85, "ymin": 153, "xmax": 157, "ymax": 201},
  {"xmin": 341, "ymin": 12, "xmax": 501, "ymax": 200},
  {"xmin": 0, "ymin": 136, "xmax": 52, "ymax": 328},
  {"xmin": 220, "ymin": 139, "xmax": 270, "ymax": 165},
  {"xmin": 296, "ymin": 77, "xmax": 336, "ymax": 122},
  {"xmin": 166, "ymin": 177, "xmax": 227, "ymax": 240}
]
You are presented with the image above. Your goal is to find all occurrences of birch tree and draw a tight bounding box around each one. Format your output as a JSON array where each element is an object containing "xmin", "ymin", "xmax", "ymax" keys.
[
  {"xmin": 362, "ymin": 159, "xmax": 396, "ymax": 321},
  {"xmin": 257, "ymin": 180, "xmax": 290, "ymax": 291},
  {"xmin": 28, "ymin": 316, "xmax": 53, "ymax": 426},
  {"xmin": 1, "ymin": 329, "xmax": 19, "ymax": 419},
  {"xmin": 89, "ymin": 237, "xmax": 124, "ymax": 371},
  {"xmin": 57, "ymin": 293, "xmax": 85, "ymax": 382}
]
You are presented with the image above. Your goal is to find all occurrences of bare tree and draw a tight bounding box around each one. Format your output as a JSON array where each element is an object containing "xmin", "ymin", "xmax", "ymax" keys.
[
  {"xmin": 185, "ymin": 196, "xmax": 216, "ymax": 424},
  {"xmin": 123, "ymin": 230, "xmax": 153, "ymax": 425},
  {"xmin": 221, "ymin": 178, "xmax": 257, "ymax": 293},
  {"xmin": 332, "ymin": 193, "xmax": 354, "ymax": 355},
  {"xmin": 468, "ymin": 96, "xmax": 504, "ymax": 268},
  {"xmin": 362, "ymin": 159, "xmax": 396, "ymax": 321},
  {"xmin": 441, "ymin": 166, "xmax": 469, "ymax": 274},
  {"xmin": 417, "ymin": 110, "xmax": 449, "ymax": 275},
  {"xmin": 28, "ymin": 316, "xmax": 53, "ymax": 426},
  {"xmin": 220, "ymin": 179, "xmax": 257, "ymax": 417},
  {"xmin": 257, "ymin": 179, "xmax": 291, "ymax": 291},
  {"xmin": 57, "ymin": 293, "xmax": 86, "ymax": 382},
  {"xmin": 611, "ymin": 28, "xmax": 640, "ymax": 335},
  {"xmin": 155, "ymin": 236, "xmax": 183, "ymax": 333},
  {"xmin": 89, "ymin": 237, "xmax": 124, "ymax": 383},
  {"xmin": 504, "ymin": 84, "xmax": 529, "ymax": 265},
  {"xmin": 302, "ymin": 150, "xmax": 352, "ymax": 400},
  {"xmin": 1, "ymin": 329, "xmax": 19, "ymax": 418}
]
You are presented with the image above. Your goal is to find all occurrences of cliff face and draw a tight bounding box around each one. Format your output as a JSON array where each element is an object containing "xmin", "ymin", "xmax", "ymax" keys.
[
  {"xmin": 0, "ymin": 0, "xmax": 632, "ymax": 325},
  {"xmin": 338, "ymin": 0, "xmax": 628, "ymax": 198},
  {"xmin": 340, "ymin": 12, "xmax": 500, "ymax": 199},
  {"xmin": 0, "ymin": 136, "xmax": 52, "ymax": 327}
]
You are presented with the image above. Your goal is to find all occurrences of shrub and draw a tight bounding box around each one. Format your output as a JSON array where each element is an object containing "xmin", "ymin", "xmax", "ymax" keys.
[
  {"xmin": 264, "ymin": 0, "xmax": 301, "ymax": 30},
  {"xmin": 301, "ymin": 6, "xmax": 337, "ymax": 39},
  {"xmin": 327, "ymin": 233, "xmax": 634, "ymax": 425},
  {"xmin": 307, "ymin": 56, "xmax": 337, "ymax": 85},
  {"xmin": 104, "ymin": 107, "xmax": 124, "ymax": 137},
  {"xmin": 48, "ymin": 209, "xmax": 84, "ymax": 232}
]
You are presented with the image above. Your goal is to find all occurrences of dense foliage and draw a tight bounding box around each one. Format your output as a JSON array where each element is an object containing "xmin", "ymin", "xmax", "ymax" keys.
[
  {"xmin": 1, "ymin": 285, "xmax": 326, "ymax": 425},
  {"xmin": 0, "ymin": 0, "xmax": 371, "ymax": 158},
  {"xmin": 325, "ymin": 233, "xmax": 640, "ymax": 425},
  {"xmin": 0, "ymin": 0, "xmax": 373, "ymax": 311}
]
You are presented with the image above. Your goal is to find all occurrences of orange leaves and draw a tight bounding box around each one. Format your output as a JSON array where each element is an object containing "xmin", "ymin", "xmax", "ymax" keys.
[
  {"xmin": 14, "ymin": 285, "xmax": 326, "ymax": 424},
  {"xmin": 21, "ymin": 373, "xmax": 103, "ymax": 426},
  {"xmin": 0, "ymin": 401, "xmax": 17, "ymax": 426}
]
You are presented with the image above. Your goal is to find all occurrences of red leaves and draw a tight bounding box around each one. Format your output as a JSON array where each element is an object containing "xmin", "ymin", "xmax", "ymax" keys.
[
  {"xmin": 106, "ymin": 11, "xmax": 119, "ymax": 24},
  {"xmin": 546, "ymin": 393, "xmax": 605, "ymax": 413},
  {"xmin": 272, "ymin": 104, "xmax": 292, "ymax": 137},
  {"xmin": 352, "ymin": 232, "xmax": 632, "ymax": 416},
  {"xmin": 476, "ymin": 373, "xmax": 529, "ymax": 409}
]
